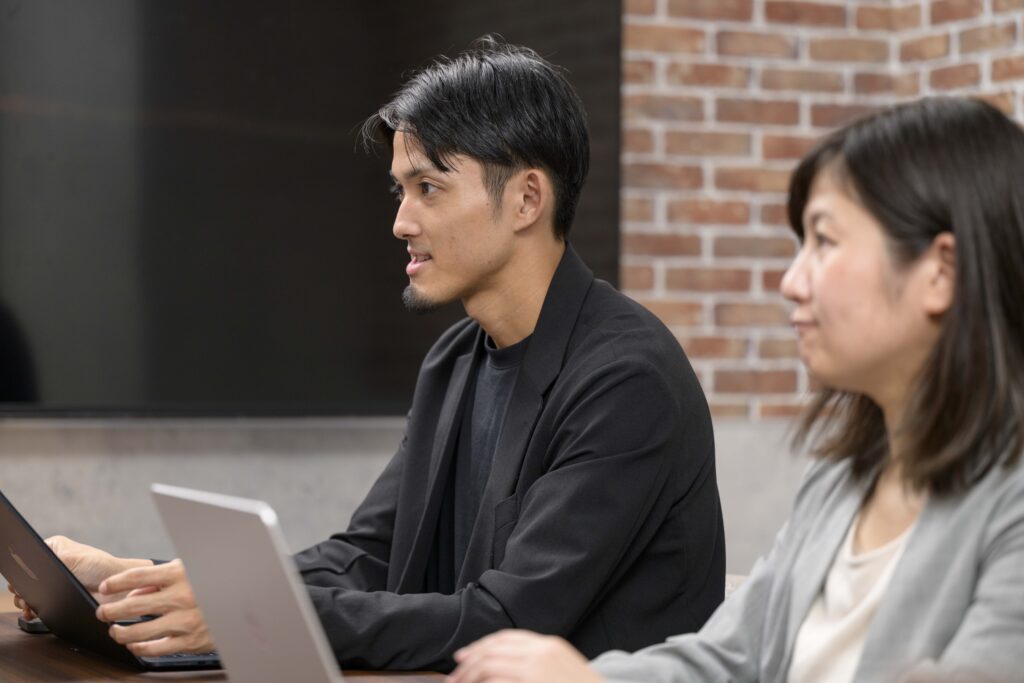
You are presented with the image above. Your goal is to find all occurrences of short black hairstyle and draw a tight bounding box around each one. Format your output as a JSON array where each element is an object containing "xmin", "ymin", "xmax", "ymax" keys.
[{"xmin": 362, "ymin": 35, "xmax": 590, "ymax": 239}]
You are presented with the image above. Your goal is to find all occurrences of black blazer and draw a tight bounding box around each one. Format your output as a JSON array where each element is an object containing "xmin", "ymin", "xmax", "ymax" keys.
[{"xmin": 294, "ymin": 245, "xmax": 725, "ymax": 671}]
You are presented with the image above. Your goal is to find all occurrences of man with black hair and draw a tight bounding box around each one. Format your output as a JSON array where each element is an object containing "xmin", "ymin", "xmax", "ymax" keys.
[{"xmin": 13, "ymin": 38, "xmax": 725, "ymax": 672}]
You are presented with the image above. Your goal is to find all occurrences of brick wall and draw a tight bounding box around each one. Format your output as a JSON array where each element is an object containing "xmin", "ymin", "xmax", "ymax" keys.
[{"xmin": 621, "ymin": 0, "xmax": 1024, "ymax": 419}]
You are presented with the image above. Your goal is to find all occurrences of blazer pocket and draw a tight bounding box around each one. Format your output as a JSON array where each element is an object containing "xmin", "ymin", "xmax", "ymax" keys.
[{"xmin": 491, "ymin": 494, "xmax": 520, "ymax": 567}]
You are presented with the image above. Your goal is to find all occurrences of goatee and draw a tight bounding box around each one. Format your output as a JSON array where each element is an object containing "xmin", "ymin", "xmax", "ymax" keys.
[{"xmin": 402, "ymin": 285, "xmax": 441, "ymax": 314}]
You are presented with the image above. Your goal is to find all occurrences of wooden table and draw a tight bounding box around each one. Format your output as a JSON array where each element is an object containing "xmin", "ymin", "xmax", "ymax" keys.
[{"xmin": 0, "ymin": 606, "xmax": 441, "ymax": 682}]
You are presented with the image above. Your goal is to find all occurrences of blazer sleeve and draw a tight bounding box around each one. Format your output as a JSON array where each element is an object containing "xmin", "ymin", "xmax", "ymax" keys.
[
  {"xmin": 291, "ymin": 430, "xmax": 407, "ymax": 592},
  {"xmin": 906, "ymin": 471, "xmax": 1024, "ymax": 683},
  {"xmin": 591, "ymin": 521, "xmax": 786, "ymax": 683},
  {"xmin": 302, "ymin": 360, "xmax": 706, "ymax": 671}
]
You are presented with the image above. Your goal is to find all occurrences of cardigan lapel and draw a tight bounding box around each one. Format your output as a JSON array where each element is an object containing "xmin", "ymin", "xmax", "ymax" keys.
[{"xmin": 769, "ymin": 478, "xmax": 864, "ymax": 676}]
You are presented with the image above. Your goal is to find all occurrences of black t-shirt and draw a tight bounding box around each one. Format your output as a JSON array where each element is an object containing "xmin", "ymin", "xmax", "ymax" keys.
[{"xmin": 452, "ymin": 334, "xmax": 529, "ymax": 578}]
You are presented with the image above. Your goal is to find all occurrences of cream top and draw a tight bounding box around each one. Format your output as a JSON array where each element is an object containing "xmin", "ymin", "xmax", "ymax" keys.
[{"xmin": 787, "ymin": 514, "xmax": 913, "ymax": 683}]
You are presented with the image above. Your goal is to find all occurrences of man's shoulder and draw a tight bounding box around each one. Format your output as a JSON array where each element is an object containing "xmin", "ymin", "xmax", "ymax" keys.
[{"xmin": 569, "ymin": 279, "xmax": 687, "ymax": 368}]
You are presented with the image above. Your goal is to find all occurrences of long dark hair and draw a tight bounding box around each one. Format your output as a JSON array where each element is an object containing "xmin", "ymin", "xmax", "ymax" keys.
[
  {"xmin": 362, "ymin": 35, "xmax": 590, "ymax": 240},
  {"xmin": 788, "ymin": 97, "xmax": 1024, "ymax": 494}
]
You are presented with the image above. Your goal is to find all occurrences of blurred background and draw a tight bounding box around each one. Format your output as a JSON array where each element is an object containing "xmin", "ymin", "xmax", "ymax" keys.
[{"xmin": 1, "ymin": 0, "xmax": 1022, "ymax": 574}]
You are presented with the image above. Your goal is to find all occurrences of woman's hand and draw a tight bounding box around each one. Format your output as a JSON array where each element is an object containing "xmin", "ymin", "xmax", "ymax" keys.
[{"xmin": 449, "ymin": 630, "xmax": 604, "ymax": 683}]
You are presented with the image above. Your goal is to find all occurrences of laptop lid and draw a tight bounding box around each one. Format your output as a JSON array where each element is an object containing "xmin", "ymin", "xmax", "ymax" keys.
[
  {"xmin": 151, "ymin": 483, "xmax": 343, "ymax": 683},
  {"xmin": 0, "ymin": 488, "xmax": 219, "ymax": 670}
]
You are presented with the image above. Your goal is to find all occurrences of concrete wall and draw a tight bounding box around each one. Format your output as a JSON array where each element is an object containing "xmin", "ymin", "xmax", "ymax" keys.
[{"xmin": 0, "ymin": 417, "xmax": 805, "ymax": 578}]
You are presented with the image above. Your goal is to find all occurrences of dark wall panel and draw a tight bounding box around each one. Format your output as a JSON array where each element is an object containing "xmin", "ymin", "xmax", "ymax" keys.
[{"xmin": 0, "ymin": 1, "xmax": 621, "ymax": 414}]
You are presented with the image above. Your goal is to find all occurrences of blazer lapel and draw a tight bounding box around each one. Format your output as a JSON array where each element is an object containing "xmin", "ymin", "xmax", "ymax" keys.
[
  {"xmin": 456, "ymin": 244, "xmax": 594, "ymax": 585},
  {"xmin": 397, "ymin": 345, "xmax": 478, "ymax": 593}
]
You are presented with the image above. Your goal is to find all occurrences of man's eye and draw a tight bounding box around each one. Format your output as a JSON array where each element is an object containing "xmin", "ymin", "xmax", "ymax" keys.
[
  {"xmin": 390, "ymin": 184, "xmax": 404, "ymax": 202},
  {"xmin": 420, "ymin": 182, "xmax": 437, "ymax": 196}
]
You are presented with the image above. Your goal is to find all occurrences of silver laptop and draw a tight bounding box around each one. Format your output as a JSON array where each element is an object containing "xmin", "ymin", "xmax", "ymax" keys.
[{"xmin": 150, "ymin": 483, "xmax": 343, "ymax": 683}]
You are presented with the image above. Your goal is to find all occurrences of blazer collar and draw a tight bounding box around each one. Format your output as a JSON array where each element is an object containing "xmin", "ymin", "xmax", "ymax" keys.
[{"xmin": 517, "ymin": 243, "xmax": 594, "ymax": 397}]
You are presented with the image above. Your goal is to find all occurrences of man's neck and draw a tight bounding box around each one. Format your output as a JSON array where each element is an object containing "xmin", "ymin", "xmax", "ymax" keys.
[{"xmin": 464, "ymin": 240, "xmax": 566, "ymax": 349}]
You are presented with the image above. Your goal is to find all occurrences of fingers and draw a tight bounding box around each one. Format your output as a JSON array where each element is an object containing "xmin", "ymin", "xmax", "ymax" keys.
[
  {"xmin": 108, "ymin": 610, "xmax": 214, "ymax": 656},
  {"xmin": 449, "ymin": 631, "xmax": 601, "ymax": 683},
  {"xmin": 9, "ymin": 587, "xmax": 38, "ymax": 621},
  {"xmin": 99, "ymin": 559, "xmax": 183, "ymax": 596},
  {"xmin": 96, "ymin": 562, "xmax": 196, "ymax": 624},
  {"xmin": 96, "ymin": 585, "xmax": 195, "ymax": 623}
]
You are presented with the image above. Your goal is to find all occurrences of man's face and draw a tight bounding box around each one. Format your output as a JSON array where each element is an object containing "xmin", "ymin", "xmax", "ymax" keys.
[{"xmin": 390, "ymin": 131, "xmax": 516, "ymax": 313}]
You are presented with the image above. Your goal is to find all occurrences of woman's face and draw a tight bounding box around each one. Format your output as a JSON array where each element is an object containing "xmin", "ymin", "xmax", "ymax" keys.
[{"xmin": 780, "ymin": 169, "xmax": 951, "ymax": 412}]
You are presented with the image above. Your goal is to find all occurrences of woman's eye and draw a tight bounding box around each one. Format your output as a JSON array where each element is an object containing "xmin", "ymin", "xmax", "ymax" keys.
[{"xmin": 814, "ymin": 230, "xmax": 834, "ymax": 248}]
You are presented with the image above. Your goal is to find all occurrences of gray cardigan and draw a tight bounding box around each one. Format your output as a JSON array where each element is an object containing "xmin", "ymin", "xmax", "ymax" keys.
[{"xmin": 592, "ymin": 456, "xmax": 1024, "ymax": 682}]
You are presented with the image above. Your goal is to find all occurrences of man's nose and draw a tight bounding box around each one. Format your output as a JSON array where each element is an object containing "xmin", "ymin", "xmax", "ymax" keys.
[{"xmin": 392, "ymin": 201, "xmax": 419, "ymax": 240}]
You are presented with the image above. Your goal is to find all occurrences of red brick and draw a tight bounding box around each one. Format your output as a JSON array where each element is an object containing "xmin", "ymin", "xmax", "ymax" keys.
[
  {"xmin": 666, "ymin": 267, "xmax": 752, "ymax": 292},
  {"xmin": 625, "ymin": 0, "xmax": 656, "ymax": 15},
  {"xmin": 624, "ymin": 163, "xmax": 703, "ymax": 190},
  {"xmin": 714, "ymin": 236, "xmax": 797, "ymax": 258},
  {"xmin": 622, "ymin": 197, "xmax": 655, "ymax": 222},
  {"xmin": 763, "ymin": 134, "xmax": 820, "ymax": 160},
  {"xmin": 716, "ymin": 302, "xmax": 791, "ymax": 326},
  {"xmin": 624, "ymin": 59, "xmax": 655, "ymax": 84},
  {"xmin": 624, "ymin": 24, "xmax": 706, "ymax": 53},
  {"xmin": 715, "ymin": 168, "xmax": 793, "ymax": 193},
  {"xmin": 762, "ymin": 268, "xmax": 789, "ymax": 291},
  {"xmin": 811, "ymin": 103, "xmax": 882, "ymax": 128},
  {"xmin": 717, "ymin": 31, "xmax": 797, "ymax": 58},
  {"xmin": 715, "ymin": 370, "xmax": 797, "ymax": 393},
  {"xmin": 711, "ymin": 403, "xmax": 751, "ymax": 418},
  {"xmin": 623, "ymin": 128, "xmax": 654, "ymax": 154},
  {"xmin": 992, "ymin": 56, "xmax": 1024, "ymax": 82},
  {"xmin": 665, "ymin": 131, "xmax": 751, "ymax": 156},
  {"xmin": 624, "ymin": 95, "xmax": 703, "ymax": 122},
  {"xmin": 759, "ymin": 402, "xmax": 806, "ymax": 418},
  {"xmin": 637, "ymin": 299, "xmax": 704, "ymax": 326},
  {"xmin": 809, "ymin": 38, "xmax": 889, "ymax": 63},
  {"xmin": 854, "ymin": 71, "xmax": 921, "ymax": 95},
  {"xmin": 901, "ymin": 35, "xmax": 950, "ymax": 62},
  {"xmin": 679, "ymin": 335, "xmax": 749, "ymax": 359},
  {"xmin": 717, "ymin": 98, "xmax": 800, "ymax": 125},
  {"xmin": 761, "ymin": 205, "xmax": 789, "ymax": 227},
  {"xmin": 668, "ymin": 199, "xmax": 750, "ymax": 225},
  {"xmin": 622, "ymin": 233, "xmax": 702, "ymax": 256},
  {"xmin": 761, "ymin": 68, "xmax": 844, "ymax": 92},
  {"xmin": 666, "ymin": 62, "xmax": 750, "ymax": 88},
  {"xmin": 930, "ymin": 63, "xmax": 981, "ymax": 91},
  {"xmin": 975, "ymin": 92, "xmax": 1016, "ymax": 116},
  {"xmin": 994, "ymin": 0, "xmax": 1024, "ymax": 10},
  {"xmin": 668, "ymin": 0, "xmax": 754, "ymax": 20},
  {"xmin": 960, "ymin": 23, "xmax": 1017, "ymax": 54},
  {"xmin": 765, "ymin": 1, "xmax": 847, "ymax": 26},
  {"xmin": 855, "ymin": 4, "xmax": 922, "ymax": 31},
  {"xmin": 931, "ymin": 0, "xmax": 983, "ymax": 24},
  {"xmin": 621, "ymin": 265, "xmax": 655, "ymax": 290},
  {"xmin": 759, "ymin": 337, "xmax": 800, "ymax": 358}
]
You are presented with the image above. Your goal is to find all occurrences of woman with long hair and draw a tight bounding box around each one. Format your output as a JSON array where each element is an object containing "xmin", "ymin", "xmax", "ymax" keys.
[{"xmin": 449, "ymin": 97, "xmax": 1024, "ymax": 682}]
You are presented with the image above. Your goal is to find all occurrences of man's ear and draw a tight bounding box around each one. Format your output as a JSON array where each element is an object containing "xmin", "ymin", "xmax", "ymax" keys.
[
  {"xmin": 509, "ymin": 169, "xmax": 550, "ymax": 234},
  {"xmin": 922, "ymin": 231, "xmax": 956, "ymax": 316}
]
